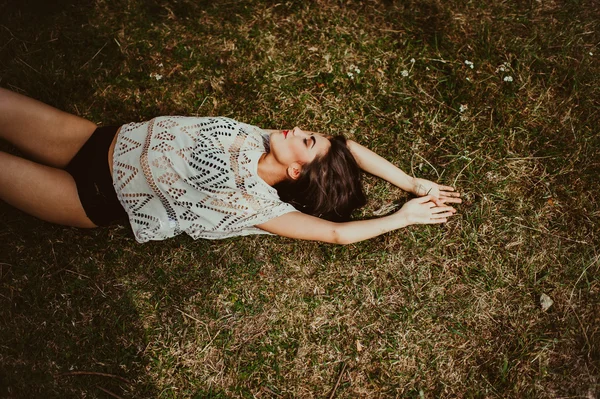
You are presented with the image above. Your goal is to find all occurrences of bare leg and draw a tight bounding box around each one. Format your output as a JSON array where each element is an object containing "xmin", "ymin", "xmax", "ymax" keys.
[
  {"xmin": 0, "ymin": 151, "xmax": 96, "ymax": 227},
  {"xmin": 0, "ymin": 87, "xmax": 97, "ymax": 168}
]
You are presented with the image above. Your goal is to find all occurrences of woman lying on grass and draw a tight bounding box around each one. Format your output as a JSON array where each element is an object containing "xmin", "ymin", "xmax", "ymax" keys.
[{"xmin": 0, "ymin": 88, "xmax": 461, "ymax": 244}]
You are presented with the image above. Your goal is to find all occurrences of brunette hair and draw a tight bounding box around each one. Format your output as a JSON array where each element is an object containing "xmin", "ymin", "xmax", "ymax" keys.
[{"xmin": 274, "ymin": 135, "xmax": 366, "ymax": 222}]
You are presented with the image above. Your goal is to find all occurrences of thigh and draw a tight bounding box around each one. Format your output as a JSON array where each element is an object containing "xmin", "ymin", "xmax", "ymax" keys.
[
  {"xmin": 0, "ymin": 88, "xmax": 97, "ymax": 168},
  {"xmin": 0, "ymin": 151, "xmax": 96, "ymax": 228}
]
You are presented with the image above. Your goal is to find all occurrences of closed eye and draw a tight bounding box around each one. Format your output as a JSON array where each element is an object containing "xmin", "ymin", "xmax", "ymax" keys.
[{"xmin": 303, "ymin": 136, "xmax": 316, "ymax": 149}]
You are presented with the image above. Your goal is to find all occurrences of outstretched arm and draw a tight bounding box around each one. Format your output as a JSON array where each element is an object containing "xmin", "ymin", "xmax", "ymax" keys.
[
  {"xmin": 257, "ymin": 195, "xmax": 456, "ymax": 244},
  {"xmin": 346, "ymin": 140, "xmax": 462, "ymax": 204}
]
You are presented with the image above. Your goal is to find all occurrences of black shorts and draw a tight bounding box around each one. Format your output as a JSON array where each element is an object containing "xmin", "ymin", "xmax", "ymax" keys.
[{"xmin": 65, "ymin": 126, "xmax": 127, "ymax": 226}]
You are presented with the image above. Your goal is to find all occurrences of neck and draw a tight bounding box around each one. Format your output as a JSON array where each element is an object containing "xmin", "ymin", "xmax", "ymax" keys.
[{"xmin": 257, "ymin": 153, "xmax": 287, "ymax": 186}]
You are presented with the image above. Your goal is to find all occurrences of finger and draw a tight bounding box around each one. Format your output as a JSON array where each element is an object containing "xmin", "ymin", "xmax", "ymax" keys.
[
  {"xmin": 441, "ymin": 191, "xmax": 461, "ymax": 198},
  {"xmin": 438, "ymin": 185, "xmax": 455, "ymax": 191},
  {"xmin": 431, "ymin": 206, "xmax": 456, "ymax": 214}
]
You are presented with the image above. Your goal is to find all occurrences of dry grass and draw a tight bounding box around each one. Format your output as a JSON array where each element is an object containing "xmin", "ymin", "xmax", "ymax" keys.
[{"xmin": 1, "ymin": 0, "xmax": 599, "ymax": 397}]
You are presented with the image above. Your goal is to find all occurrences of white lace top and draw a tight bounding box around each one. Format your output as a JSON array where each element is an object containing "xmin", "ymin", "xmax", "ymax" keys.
[{"xmin": 111, "ymin": 116, "xmax": 296, "ymax": 243}]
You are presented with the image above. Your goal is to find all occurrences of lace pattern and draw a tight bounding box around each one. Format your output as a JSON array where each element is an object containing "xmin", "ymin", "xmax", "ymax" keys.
[{"xmin": 112, "ymin": 116, "xmax": 295, "ymax": 243}]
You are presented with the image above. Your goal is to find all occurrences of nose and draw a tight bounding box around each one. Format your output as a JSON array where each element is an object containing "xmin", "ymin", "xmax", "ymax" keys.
[{"xmin": 292, "ymin": 127, "xmax": 307, "ymax": 137}]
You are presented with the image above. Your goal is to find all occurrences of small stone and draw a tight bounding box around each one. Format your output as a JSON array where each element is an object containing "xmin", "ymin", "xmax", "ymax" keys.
[
  {"xmin": 540, "ymin": 293, "xmax": 554, "ymax": 311},
  {"xmin": 356, "ymin": 340, "xmax": 363, "ymax": 352}
]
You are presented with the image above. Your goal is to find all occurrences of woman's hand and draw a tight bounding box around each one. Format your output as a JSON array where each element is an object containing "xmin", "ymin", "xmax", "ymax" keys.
[
  {"xmin": 412, "ymin": 177, "xmax": 462, "ymax": 204},
  {"xmin": 396, "ymin": 195, "xmax": 457, "ymax": 225}
]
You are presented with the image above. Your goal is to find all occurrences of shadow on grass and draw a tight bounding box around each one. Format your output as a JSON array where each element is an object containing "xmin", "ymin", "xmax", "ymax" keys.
[
  {"xmin": 0, "ymin": 206, "xmax": 156, "ymax": 397},
  {"xmin": 0, "ymin": 202, "xmax": 229, "ymax": 398}
]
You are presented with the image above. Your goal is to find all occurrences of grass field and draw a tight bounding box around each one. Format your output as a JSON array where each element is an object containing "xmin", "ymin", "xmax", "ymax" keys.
[{"xmin": 1, "ymin": 0, "xmax": 598, "ymax": 397}]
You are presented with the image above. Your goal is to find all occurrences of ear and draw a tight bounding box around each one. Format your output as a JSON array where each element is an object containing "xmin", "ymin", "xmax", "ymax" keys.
[{"xmin": 286, "ymin": 163, "xmax": 302, "ymax": 180}]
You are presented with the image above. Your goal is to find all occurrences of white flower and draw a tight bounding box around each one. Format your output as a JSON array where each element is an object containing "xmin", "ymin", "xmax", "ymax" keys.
[
  {"xmin": 347, "ymin": 71, "xmax": 354, "ymax": 79},
  {"xmin": 349, "ymin": 65, "xmax": 360, "ymax": 74},
  {"xmin": 410, "ymin": 58, "xmax": 416, "ymax": 63},
  {"xmin": 459, "ymin": 104, "xmax": 468, "ymax": 113},
  {"xmin": 496, "ymin": 62, "xmax": 512, "ymax": 73},
  {"xmin": 590, "ymin": 52, "xmax": 594, "ymax": 56},
  {"xmin": 158, "ymin": 63, "xmax": 164, "ymax": 67},
  {"xmin": 401, "ymin": 70, "xmax": 409, "ymax": 77},
  {"xmin": 150, "ymin": 72, "xmax": 163, "ymax": 81},
  {"xmin": 466, "ymin": 77, "xmax": 471, "ymax": 82},
  {"xmin": 464, "ymin": 60, "xmax": 474, "ymax": 69},
  {"xmin": 503, "ymin": 76, "xmax": 513, "ymax": 82}
]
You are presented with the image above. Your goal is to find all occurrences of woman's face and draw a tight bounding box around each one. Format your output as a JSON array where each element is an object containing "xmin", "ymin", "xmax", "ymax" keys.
[{"xmin": 269, "ymin": 127, "xmax": 331, "ymax": 167}]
